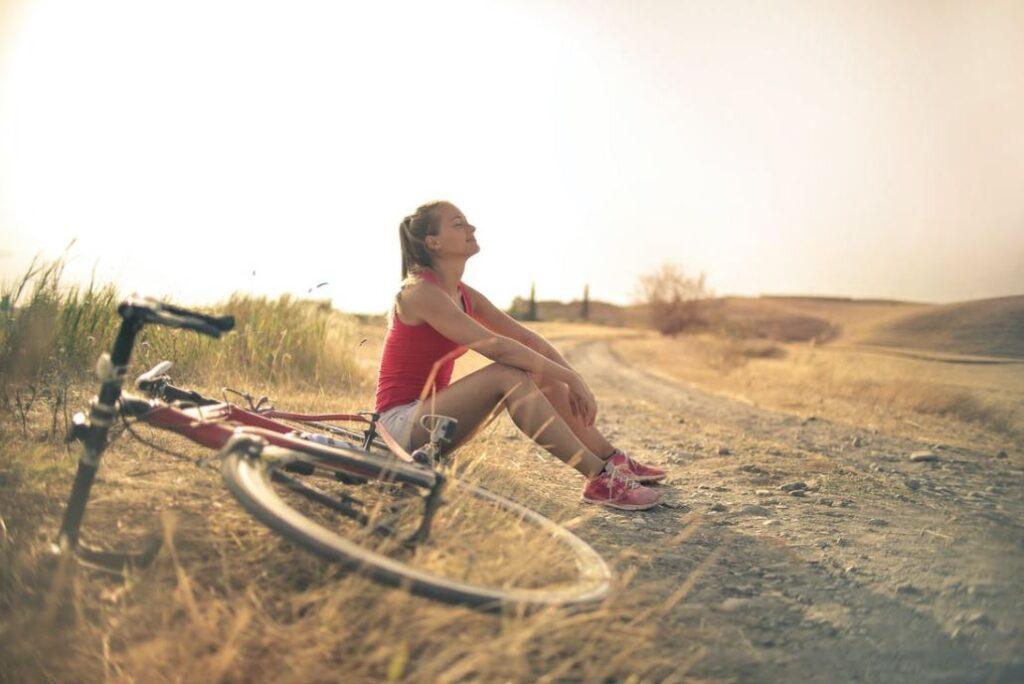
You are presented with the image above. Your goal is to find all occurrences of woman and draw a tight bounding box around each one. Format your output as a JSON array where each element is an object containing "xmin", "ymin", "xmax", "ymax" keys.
[{"xmin": 374, "ymin": 201, "xmax": 665, "ymax": 511}]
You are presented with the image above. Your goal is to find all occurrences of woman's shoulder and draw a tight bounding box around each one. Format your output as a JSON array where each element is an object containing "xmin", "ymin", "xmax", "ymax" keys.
[
  {"xmin": 397, "ymin": 272, "xmax": 433, "ymax": 301},
  {"xmin": 397, "ymin": 269, "xmax": 439, "ymax": 296},
  {"xmin": 394, "ymin": 272, "xmax": 441, "ymax": 325}
]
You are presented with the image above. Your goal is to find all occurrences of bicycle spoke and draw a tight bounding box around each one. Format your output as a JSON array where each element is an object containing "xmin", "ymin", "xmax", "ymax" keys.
[{"xmin": 222, "ymin": 446, "xmax": 610, "ymax": 609}]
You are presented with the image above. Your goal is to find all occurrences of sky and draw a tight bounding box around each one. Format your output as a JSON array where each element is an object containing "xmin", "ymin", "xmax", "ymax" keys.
[{"xmin": 1, "ymin": 0, "xmax": 1022, "ymax": 314}]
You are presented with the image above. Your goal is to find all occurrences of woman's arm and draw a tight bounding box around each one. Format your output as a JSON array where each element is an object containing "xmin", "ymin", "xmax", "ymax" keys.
[
  {"xmin": 460, "ymin": 284, "xmax": 596, "ymax": 425},
  {"xmin": 403, "ymin": 282, "xmax": 576, "ymax": 386},
  {"xmin": 402, "ymin": 282, "xmax": 597, "ymax": 424},
  {"xmin": 524, "ymin": 331, "xmax": 574, "ymax": 371},
  {"xmin": 462, "ymin": 284, "xmax": 576, "ymax": 373}
]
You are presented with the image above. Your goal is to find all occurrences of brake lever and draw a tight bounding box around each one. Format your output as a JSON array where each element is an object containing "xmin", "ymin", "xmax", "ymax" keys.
[{"xmin": 135, "ymin": 360, "xmax": 173, "ymax": 389}]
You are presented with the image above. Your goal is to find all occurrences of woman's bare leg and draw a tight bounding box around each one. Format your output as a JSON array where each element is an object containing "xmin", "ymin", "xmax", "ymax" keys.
[
  {"xmin": 406, "ymin": 363, "xmax": 606, "ymax": 477},
  {"xmin": 529, "ymin": 373, "xmax": 617, "ymax": 460}
]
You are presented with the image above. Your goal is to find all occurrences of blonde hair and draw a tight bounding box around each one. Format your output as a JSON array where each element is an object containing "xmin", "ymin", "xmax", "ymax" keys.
[
  {"xmin": 389, "ymin": 200, "xmax": 447, "ymax": 326},
  {"xmin": 399, "ymin": 200, "xmax": 446, "ymax": 280}
]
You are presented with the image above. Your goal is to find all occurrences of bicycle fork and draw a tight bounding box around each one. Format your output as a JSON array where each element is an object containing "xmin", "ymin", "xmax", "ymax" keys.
[
  {"xmin": 54, "ymin": 297, "xmax": 233, "ymax": 571},
  {"xmin": 55, "ymin": 315, "xmax": 161, "ymax": 569},
  {"xmin": 404, "ymin": 415, "xmax": 458, "ymax": 546}
]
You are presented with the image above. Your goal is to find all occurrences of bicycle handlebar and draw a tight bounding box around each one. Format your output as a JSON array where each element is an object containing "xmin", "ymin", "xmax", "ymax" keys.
[{"xmin": 118, "ymin": 297, "xmax": 235, "ymax": 338}]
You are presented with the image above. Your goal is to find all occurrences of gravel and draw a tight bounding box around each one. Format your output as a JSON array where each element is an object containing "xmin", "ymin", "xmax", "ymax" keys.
[{"xmin": 910, "ymin": 451, "xmax": 939, "ymax": 462}]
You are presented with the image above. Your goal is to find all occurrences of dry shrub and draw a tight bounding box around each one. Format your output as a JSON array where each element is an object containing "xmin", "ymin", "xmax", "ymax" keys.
[{"xmin": 635, "ymin": 263, "xmax": 711, "ymax": 336}]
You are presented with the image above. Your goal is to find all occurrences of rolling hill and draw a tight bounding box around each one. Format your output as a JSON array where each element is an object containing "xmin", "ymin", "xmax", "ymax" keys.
[
  {"xmin": 854, "ymin": 295, "xmax": 1024, "ymax": 359},
  {"xmin": 507, "ymin": 293, "xmax": 1024, "ymax": 359}
]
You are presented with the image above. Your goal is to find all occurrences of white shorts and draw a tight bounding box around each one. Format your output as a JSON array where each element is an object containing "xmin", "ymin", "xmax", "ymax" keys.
[{"xmin": 377, "ymin": 399, "xmax": 421, "ymax": 453}]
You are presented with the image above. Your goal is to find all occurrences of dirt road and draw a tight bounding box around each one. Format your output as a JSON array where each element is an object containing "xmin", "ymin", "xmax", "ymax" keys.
[{"xmin": 557, "ymin": 335, "xmax": 1024, "ymax": 682}]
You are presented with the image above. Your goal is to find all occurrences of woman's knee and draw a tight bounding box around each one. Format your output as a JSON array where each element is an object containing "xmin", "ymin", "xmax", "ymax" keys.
[
  {"xmin": 539, "ymin": 378, "xmax": 570, "ymax": 406},
  {"xmin": 528, "ymin": 371, "xmax": 564, "ymax": 395},
  {"xmin": 489, "ymin": 363, "xmax": 533, "ymax": 395}
]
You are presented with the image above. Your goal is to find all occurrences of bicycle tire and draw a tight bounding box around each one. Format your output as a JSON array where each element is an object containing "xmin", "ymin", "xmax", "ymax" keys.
[{"xmin": 220, "ymin": 438, "xmax": 612, "ymax": 610}]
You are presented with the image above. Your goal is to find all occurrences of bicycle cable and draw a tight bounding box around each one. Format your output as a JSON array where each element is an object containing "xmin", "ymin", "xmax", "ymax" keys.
[
  {"xmin": 222, "ymin": 386, "xmax": 271, "ymax": 412},
  {"xmin": 117, "ymin": 405, "xmax": 215, "ymax": 470}
]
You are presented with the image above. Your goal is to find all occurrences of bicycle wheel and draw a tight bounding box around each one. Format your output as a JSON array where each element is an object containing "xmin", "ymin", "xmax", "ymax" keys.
[{"xmin": 219, "ymin": 435, "xmax": 612, "ymax": 610}]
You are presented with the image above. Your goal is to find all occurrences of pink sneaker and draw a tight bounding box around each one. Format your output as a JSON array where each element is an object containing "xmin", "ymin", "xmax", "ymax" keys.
[
  {"xmin": 606, "ymin": 450, "xmax": 667, "ymax": 483},
  {"xmin": 582, "ymin": 470, "xmax": 661, "ymax": 511}
]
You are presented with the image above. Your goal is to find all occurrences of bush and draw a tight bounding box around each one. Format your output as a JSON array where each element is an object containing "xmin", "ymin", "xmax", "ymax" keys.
[{"xmin": 635, "ymin": 263, "xmax": 711, "ymax": 336}]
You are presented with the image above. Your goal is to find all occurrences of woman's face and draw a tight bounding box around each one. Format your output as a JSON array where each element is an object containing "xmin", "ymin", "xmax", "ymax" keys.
[{"xmin": 426, "ymin": 203, "xmax": 479, "ymax": 261}]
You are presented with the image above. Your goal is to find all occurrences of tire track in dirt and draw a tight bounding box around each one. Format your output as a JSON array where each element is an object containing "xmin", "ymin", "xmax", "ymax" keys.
[{"xmin": 562, "ymin": 337, "xmax": 1024, "ymax": 683}]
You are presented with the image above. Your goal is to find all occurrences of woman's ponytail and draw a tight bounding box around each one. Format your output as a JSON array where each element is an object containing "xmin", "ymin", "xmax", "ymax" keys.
[
  {"xmin": 399, "ymin": 217, "xmax": 416, "ymax": 280},
  {"xmin": 398, "ymin": 201, "xmax": 444, "ymax": 280}
]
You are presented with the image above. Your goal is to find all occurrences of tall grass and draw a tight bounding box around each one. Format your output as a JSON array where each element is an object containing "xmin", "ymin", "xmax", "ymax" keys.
[
  {"xmin": 1, "ymin": 258, "xmax": 366, "ymax": 437},
  {"xmin": 0, "ymin": 277, "xmax": 704, "ymax": 681},
  {"xmin": 1, "ymin": 258, "xmax": 120, "ymax": 387}
]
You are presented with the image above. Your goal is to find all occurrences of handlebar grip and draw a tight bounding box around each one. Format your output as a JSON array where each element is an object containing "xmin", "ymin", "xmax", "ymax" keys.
[
  {"xmin": 160, "ymin": 302, "xmax": 235, "ymax": 333},
  {"xmin": 118, "ymin": 298, "xmax": 235, "ymax": 338},
  {"xmin": 165, "ymin": 313, "xmax": 231, "ymax": 338}
]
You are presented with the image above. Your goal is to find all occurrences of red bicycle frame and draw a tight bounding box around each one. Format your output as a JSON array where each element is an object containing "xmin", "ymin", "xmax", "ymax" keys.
[{"xmin": 133, "ymin": 400, "xmax": 415, "ymax": 472}]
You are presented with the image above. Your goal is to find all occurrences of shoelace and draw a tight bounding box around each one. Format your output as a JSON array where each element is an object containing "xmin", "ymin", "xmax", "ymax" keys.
[{"xmin": 606, "ymin": 464, "xmax": 641, "ymax": 490}]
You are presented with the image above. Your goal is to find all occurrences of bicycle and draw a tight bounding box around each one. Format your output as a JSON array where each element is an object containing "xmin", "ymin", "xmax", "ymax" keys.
[
  {"xmin": 55, "ymin": 296, "xmax": 612, "ymax": 610},
  {"xmin": 135, "ymin": 363, "xmax": 399, "ymax": 467}
]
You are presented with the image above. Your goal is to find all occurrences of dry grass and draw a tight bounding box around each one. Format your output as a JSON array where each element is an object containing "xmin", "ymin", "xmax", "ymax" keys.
[
  {"xmin": 854, "ymin": 295, "xmax": 1024, "ymax": 359},
  {"xmin": 0, "ymin": 391, "xmax": 703, "ymax": 683},
  {"xmin": 1, "ymin": 258, "xmax": 368, "ymax": 441},
  {"xmin": 1, "ymin": 257, "xmax": 366, "ymax": 392},
  {"xmin": 616, "ymin": 332, "xmax": 1024, "ymax": 450},
  {"xmin": 610, "ymin": 290, "xmax": 1023, "ymax": 448},
  {"xmin": 0, "ymin": 279, "xmax": 705, "ymax": 682}
]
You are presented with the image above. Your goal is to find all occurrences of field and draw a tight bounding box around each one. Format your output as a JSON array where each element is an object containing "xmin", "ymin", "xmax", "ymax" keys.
[
  {"xmin": 2, "ymin": 272, "xmax": 1023, "ymax": 682},
  {"xmin": 613, "ymin": 331, "xmax": 1023, "ymax": 452}
]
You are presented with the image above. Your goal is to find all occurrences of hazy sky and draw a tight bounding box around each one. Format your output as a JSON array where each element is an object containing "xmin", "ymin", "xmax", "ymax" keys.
[{"xmin": 1, "ymin": 0, "xmax": 1022, "ymax": 313}]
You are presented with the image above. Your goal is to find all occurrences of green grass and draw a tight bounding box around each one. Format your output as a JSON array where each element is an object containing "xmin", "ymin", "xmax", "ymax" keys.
[{"xmin": 1, "ymin": 258, "xmax": 367, "ymax": 439}]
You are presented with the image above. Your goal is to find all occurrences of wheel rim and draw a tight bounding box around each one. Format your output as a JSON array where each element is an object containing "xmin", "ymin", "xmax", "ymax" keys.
[{"xmin": 223, "ymin": 452, "xmax": 612, "ymax": 609}]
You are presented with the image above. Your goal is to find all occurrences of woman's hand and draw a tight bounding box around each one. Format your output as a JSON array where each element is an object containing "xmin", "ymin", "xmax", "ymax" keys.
[{"xmin": 567, "ymin": 373, "xmax": 598, "ymax": 427}]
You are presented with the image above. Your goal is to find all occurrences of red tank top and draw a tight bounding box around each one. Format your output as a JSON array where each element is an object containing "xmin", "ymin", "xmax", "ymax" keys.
[{"xmin": 374, "ymin": 270, "xmax": 475, "ymax": 414}]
